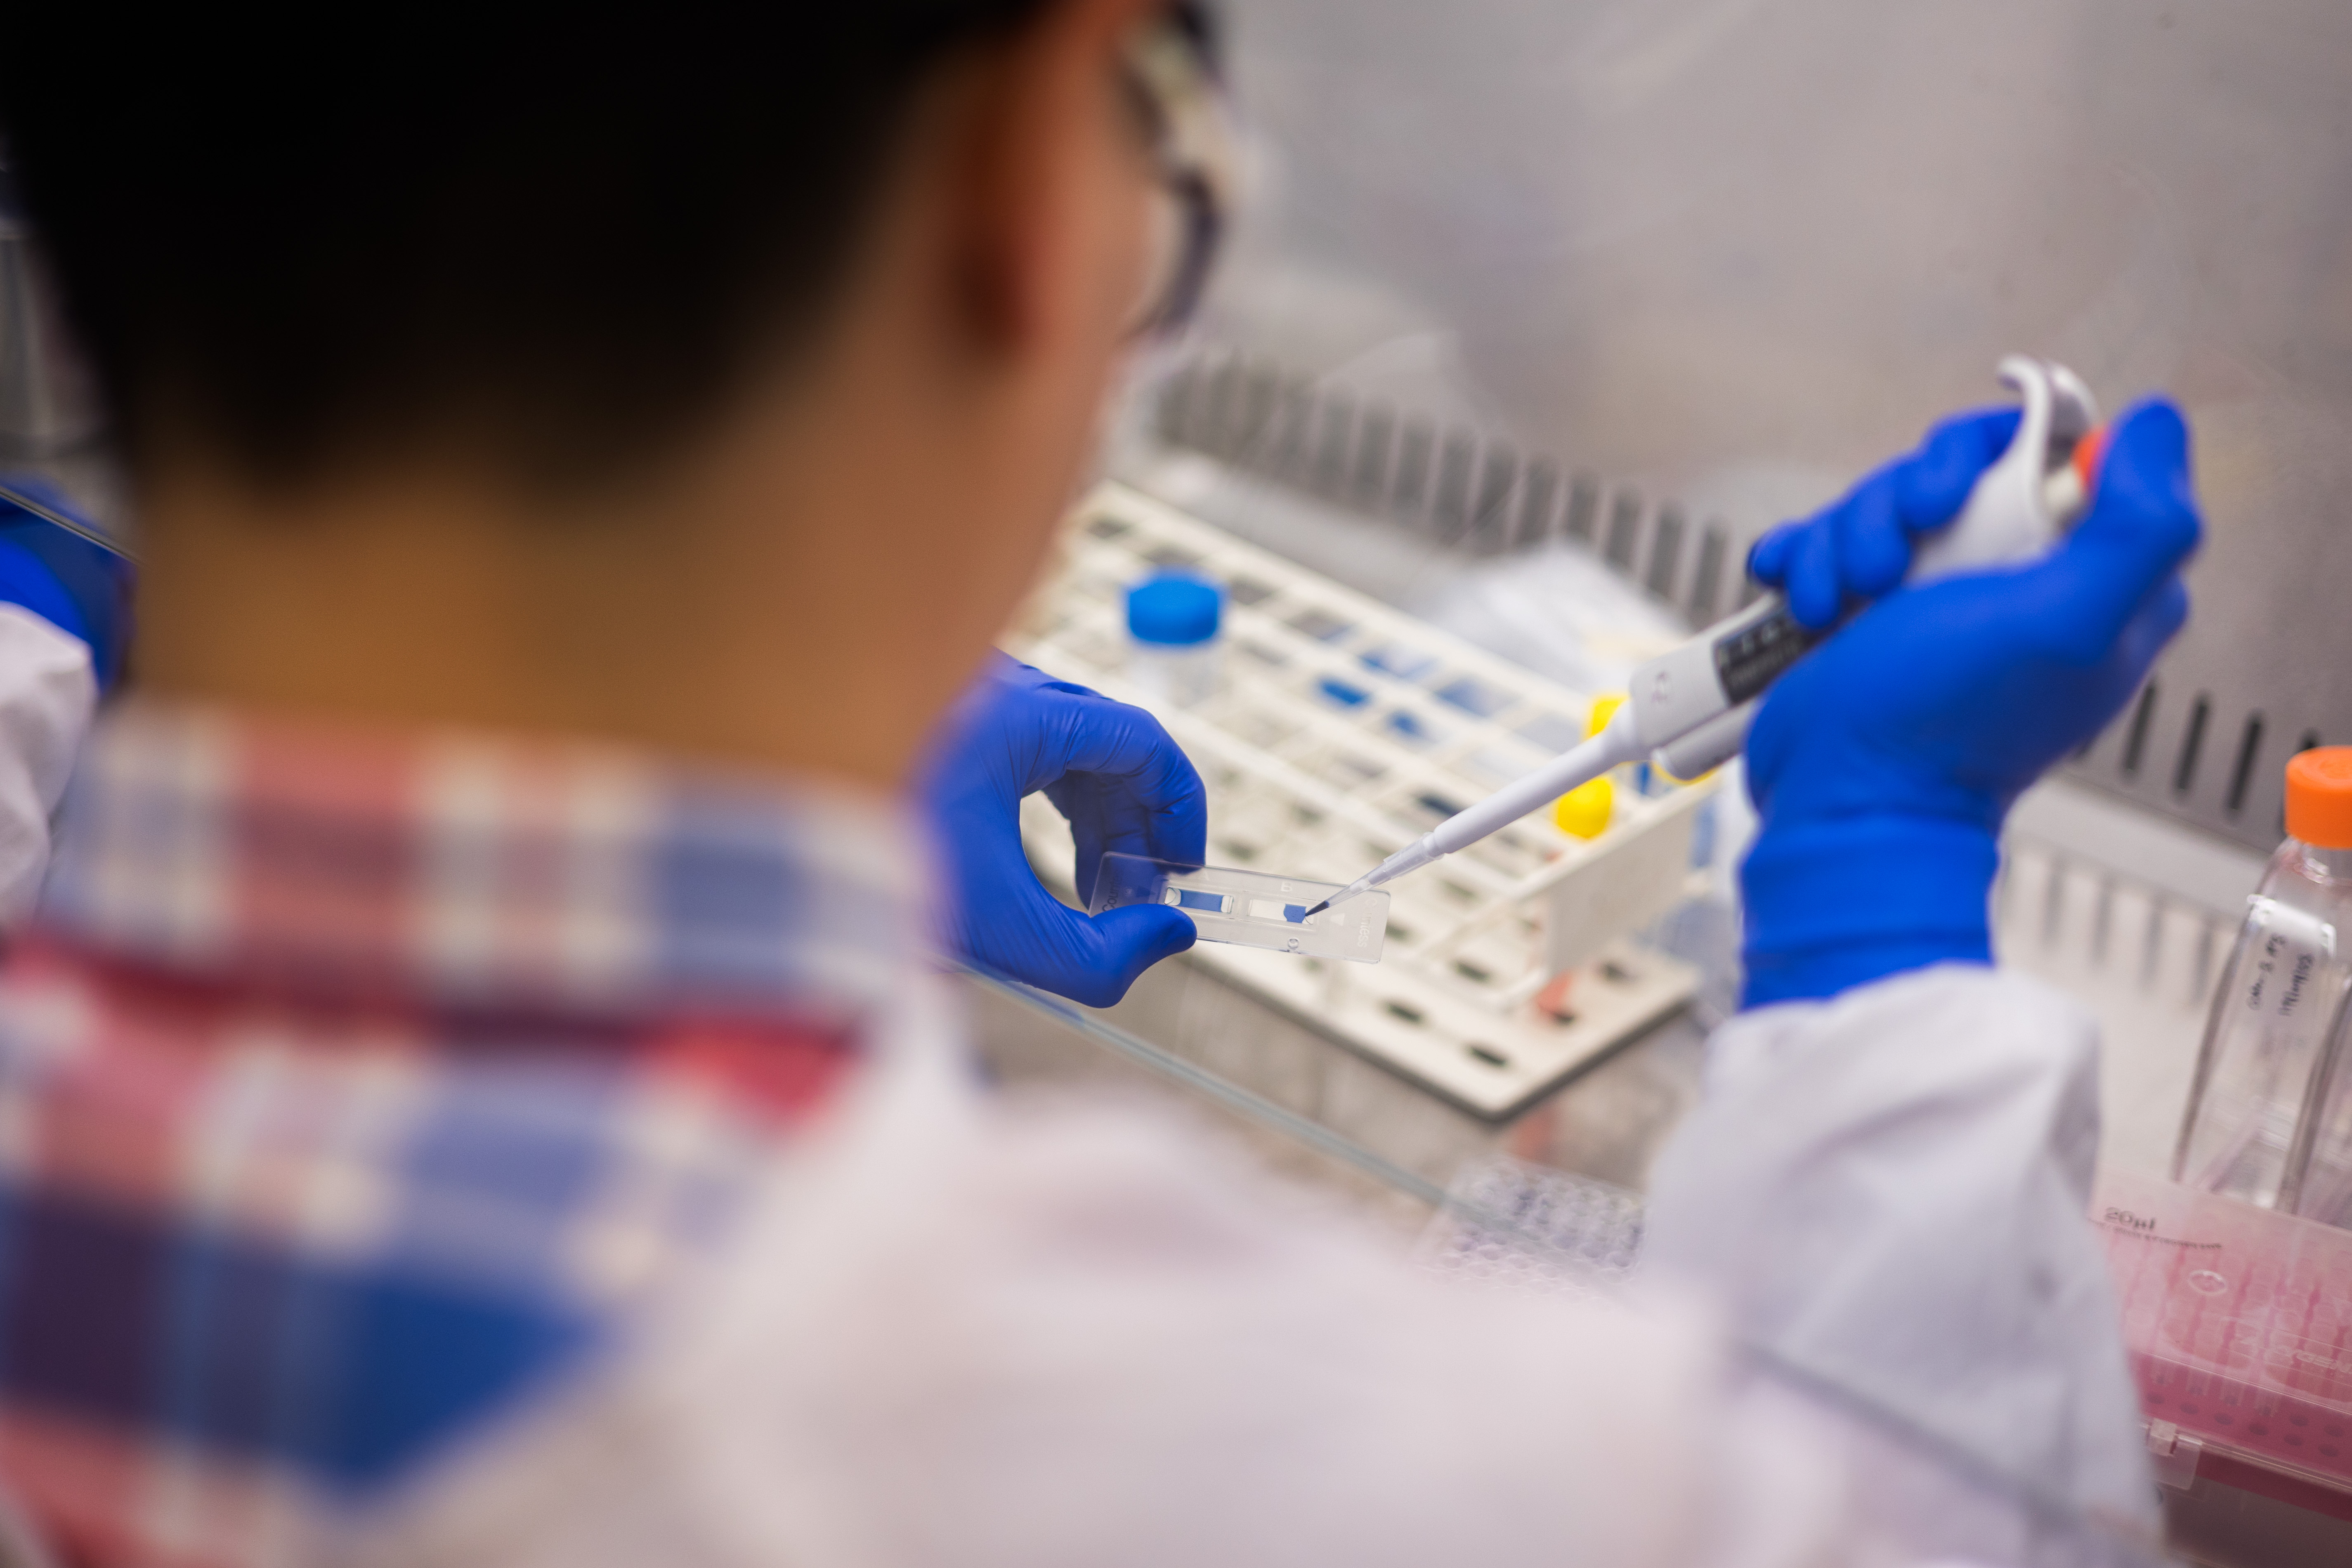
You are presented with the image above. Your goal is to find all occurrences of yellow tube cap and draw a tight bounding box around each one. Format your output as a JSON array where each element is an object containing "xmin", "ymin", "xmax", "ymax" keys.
[
  {"xmin": 1554, "ymin": 776, "xmax": 1613, "ymax": 839},
  {"xmin": 1552, "ymin": 694, "xmax": 1626, "ymax": 839}
]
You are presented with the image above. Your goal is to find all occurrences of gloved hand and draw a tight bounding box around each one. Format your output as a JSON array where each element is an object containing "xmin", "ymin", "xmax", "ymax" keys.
[
  {"xmin": 1739, "ymin": 399, "xmax": 2201, "ymax": 1006},
  {"xmin": 1749, "ymin": 406, "xmax": 2021, "ymax": 631},
  {"xmin": 0, "ymin": 476, "xmax": 133, "ymax": 692},
  {"xmin": 918, "ymin": 654, "xmax": 1203, "ymax": 1007}
]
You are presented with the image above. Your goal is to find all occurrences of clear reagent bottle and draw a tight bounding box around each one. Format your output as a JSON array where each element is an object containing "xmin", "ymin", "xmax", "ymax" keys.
[
  {"xmin": 2175, "ymin": 747, "xmax": 2352, "ymax": 1211},
  {"xmin": 1124, "ymin": 571, "xmax": 1223, "ymax": 708},
  {"xmin": 2285, "ymin": 752, "xmax": 2352, "ymax": 1229}
]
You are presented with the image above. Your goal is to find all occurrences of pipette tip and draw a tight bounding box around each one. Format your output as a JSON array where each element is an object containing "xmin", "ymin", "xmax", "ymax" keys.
[{"xmin": 1304, "ymin": 868, "xmax": 1381, "ymax": 919}]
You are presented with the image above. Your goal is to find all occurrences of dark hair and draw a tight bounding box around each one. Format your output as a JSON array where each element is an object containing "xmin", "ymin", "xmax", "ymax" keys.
[{"xmin": 0, "ymin": 3, "xmax": 1054, "ymax": 486}]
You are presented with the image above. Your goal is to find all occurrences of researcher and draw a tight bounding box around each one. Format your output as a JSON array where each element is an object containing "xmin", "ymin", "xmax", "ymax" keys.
[{"xmin": 0, "ymin": 4, "xmax": 2198, "ymax": 1566}]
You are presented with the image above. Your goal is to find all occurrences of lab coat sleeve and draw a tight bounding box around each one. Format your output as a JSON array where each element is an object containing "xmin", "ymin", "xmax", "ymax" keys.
[
  {"xmin": 1640, "ymin": 963, "xmax": 2154, "ymax": 1532},
  {"xmin": 345, "ymin": 984, "xmax": 1853, "ymax": 1568},
  {"xmin": 0, "ymin": 606, "xmax": 96, "ymax": 923}
]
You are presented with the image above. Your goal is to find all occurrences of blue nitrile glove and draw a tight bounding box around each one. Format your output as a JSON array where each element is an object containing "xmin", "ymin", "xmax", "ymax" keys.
[
  {"xmin": 1749, "ymin": 406, "xmax": 2022, "ymax": 631},
  {"xmin": 919, "ymin": 654, "xmax": 1204, "ymax": 1007},
  {"xmin": 1739, "ymin": 399, "xmax": 2201, "ymax": 1007},
  {"xmin": 0, "ymin": 476, "xmax": 132, "ymax": 692}
]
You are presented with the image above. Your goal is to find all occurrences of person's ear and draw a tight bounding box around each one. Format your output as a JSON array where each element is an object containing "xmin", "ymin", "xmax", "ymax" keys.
[{"xmin": 943, "ymin": 0, "xmax": 1159, "ymax": 359}]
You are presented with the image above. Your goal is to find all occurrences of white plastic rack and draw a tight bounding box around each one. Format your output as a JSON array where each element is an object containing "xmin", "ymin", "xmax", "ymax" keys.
[{"xmin": 1007, "ymin": 481, "xmax": 1718, "ymax": 1119}]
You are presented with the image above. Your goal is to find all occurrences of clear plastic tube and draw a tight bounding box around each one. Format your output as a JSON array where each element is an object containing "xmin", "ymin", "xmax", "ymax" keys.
[
  {"xmin": 1124, "ymin": 571, "xmax": 1223, "ymax": 708},
  {"xmin": 1124, "ymin": 640, "xmax": 1221, "ymax": 707}
]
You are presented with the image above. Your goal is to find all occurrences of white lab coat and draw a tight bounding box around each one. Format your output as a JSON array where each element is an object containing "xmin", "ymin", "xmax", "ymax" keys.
[
  {"xmin": 0, "ymin": 604, "xmax": 97, "ymax": 921},
  {"xmin": 346, "ymin": 969, "xmax": 2153, "ymax": 1566},
  {"xmin": 0, "ymin": 616, "xmax": 2154, "ymax": 1566}
]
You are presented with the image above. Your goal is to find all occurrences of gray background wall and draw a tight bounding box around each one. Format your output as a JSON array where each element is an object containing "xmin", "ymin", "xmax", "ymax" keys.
[{"xmin": 1188, "ymin": 0, "xmax": 2352, "ymax": 847}]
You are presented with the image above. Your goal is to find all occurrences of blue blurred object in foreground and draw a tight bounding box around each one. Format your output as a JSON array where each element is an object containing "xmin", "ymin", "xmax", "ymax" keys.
[{"xmin": 0, "ymin": 474, "xmax": 132, "ymax": 691}]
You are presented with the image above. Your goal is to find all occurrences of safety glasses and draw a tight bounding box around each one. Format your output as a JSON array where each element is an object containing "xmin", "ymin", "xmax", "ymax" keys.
[{"xmin": 1120, "ymin": 1, "xmax": 1235, "ymax": 338}]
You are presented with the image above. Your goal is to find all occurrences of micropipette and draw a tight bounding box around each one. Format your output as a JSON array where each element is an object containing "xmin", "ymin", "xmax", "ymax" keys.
[{"xmin": 1304, "ymin": 356, "xmax": 2104, "ymax": 919}]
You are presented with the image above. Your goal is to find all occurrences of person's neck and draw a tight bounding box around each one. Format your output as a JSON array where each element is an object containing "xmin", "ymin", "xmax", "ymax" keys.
[{"xmin": 128, "ymin": 428, "xmax": 980, "ymax": 799}]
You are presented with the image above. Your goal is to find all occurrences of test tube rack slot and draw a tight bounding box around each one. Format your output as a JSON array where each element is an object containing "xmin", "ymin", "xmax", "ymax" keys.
[{"xmin": 1010, "ymin": 481, "xmax": 1716, "ymax": 1120}]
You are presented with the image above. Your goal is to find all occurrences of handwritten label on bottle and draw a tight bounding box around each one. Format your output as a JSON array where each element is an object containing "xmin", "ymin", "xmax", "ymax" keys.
[{"xmin": 2241, "ymin": 896, "xmax": 2336, "ymax": 1020}]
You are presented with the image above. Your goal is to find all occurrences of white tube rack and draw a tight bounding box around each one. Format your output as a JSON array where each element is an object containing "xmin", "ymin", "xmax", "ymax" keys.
[{"xmin": 1007, "ymin": 482, "xmax": 1717, "ymax": 1120}]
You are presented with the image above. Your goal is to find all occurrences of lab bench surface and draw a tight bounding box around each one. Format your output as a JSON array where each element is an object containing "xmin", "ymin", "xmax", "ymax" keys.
[{"xmin": 961, "ymin": 941, "xmax": 1707, "ymax": 1211}]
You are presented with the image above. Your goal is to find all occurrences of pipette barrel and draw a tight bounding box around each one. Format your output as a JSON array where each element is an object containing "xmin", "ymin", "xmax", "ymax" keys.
[
  {"xmin": 1308, "ymin": 712, "xmax": 1642, "ymax": 913},
  {"xmin": 1315, "ymin": 359, "xmax": 2104, "ymax": 915}
]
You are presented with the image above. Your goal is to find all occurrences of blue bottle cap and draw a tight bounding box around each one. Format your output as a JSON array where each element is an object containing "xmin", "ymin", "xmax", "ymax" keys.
[{"xmin": 1126, "ymin": 571, "xmax": 1223, "ymax": 647}]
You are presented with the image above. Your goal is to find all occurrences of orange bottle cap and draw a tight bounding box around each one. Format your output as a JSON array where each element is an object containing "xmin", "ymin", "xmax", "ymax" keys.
[
  {"xmin": 2073, "ymin": 423, "xmax": 2109, "ymax": 491},
  {"xmin": 2286, "ymin": 747, "xmax": 2352, "ymax": 849}
]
